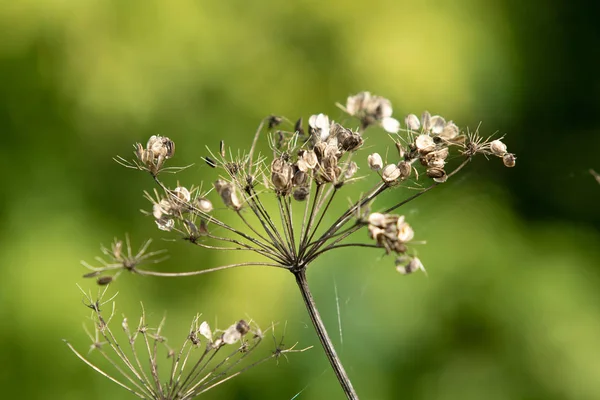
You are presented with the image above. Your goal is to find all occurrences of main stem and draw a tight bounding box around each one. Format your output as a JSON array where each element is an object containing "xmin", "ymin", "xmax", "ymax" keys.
[{"xmin": 294, "ymin": 269, "xmax": 359, "ymax": 399}]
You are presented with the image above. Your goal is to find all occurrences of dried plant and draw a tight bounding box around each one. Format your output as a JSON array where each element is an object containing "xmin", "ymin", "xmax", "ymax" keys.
[
  {"xmin": 82, "ymin": 91, "xmax": 515, "ymax": 399},
  {"xmin": 66, "ymin": 286, "xmax": 310, "ymax": 399}
]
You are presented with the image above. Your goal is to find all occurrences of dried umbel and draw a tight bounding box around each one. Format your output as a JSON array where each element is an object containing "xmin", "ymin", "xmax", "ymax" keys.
[
  {"xmin": 66, "ymin": 288, "xmax": 309, "ymax": 400},
  {"xmin": 98, "ymin": 91, "xmax": 517, "ymax": 400}
]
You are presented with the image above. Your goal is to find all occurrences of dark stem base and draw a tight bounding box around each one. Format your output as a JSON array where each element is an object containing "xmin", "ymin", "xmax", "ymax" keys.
[{"xmin": 293, "ymin": 269, "xmax": 359, "ymax": 399}]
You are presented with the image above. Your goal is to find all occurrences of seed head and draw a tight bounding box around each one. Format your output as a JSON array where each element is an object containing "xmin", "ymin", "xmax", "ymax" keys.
[{"xmin": 368, "ymin": 153, "xmax": 383, "ymax": 171}]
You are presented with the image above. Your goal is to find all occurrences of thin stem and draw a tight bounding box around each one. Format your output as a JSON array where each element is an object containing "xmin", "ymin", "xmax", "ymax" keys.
[
  {"xmin": 294, "ymin": 269, "xmax": 358, "ymax": 400},
  {"xmin": 133, "ymin": 262, "xmax": 285, "ymax": 277}
]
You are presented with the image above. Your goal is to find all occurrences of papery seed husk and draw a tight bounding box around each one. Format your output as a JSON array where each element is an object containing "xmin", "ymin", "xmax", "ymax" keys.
[
  {"xmin": 440, "ymin": 122, "xmax": 459, "ymax": 140},
  {"xmin": 397, "ymin": 161, "xmax": 412, "ymax": 179},
  {"xmin": 490, "ymin": 139, "xmax": 508, "ymax": 156},
  {"xmin": 405, "ymin": 114, "xmax": 420, "ymax": 131},
  {"xmin": 430, "ymin": 115, "xmax": 446, "ymax": 135},
  {"xmin": 236, "ymin": 320, "xmax": 250, "ymax": 335},
  {"xmin": 196, "ymin": 198, "xmax": 213, "ymax": 213}
]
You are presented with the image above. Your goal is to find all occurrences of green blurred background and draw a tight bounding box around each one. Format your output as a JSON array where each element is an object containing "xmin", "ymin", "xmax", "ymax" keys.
[{"xmin": 1, "ymin": 0, "xmax": 599, "ymax": 399}]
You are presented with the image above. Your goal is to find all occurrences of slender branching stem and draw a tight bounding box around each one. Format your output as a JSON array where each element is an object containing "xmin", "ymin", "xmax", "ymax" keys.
[{"xmin": 294, "ymin": 269, "xmax": 359, "ymax": 400}]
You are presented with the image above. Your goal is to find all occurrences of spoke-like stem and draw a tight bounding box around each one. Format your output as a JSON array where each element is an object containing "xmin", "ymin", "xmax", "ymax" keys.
[
  {"xmin": 133, "ymin": 262, "xmax": 285, "ymax": 277},
  {"xmin": 294, "ymin": 269, "xmax": 358, "ymax": 400}
]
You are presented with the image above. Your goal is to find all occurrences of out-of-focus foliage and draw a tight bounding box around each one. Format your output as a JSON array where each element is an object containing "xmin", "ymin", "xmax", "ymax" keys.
[{"xmin": 0, "ymin": 1, "xmax": 598, "ymax": 399}]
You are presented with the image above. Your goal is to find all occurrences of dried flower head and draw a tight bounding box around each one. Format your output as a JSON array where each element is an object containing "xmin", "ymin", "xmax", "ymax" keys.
[
  {"xmin": 106, "ymin": 92, "xmax": 517, "ymax": 399},
  {"xmin": 66, "ymin": 288, "xmax": 310, "ymax": 400}
]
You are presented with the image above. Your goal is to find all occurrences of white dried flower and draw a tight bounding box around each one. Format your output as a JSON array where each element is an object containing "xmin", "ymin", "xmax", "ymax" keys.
[
  {"xmin": 421, "ymin": 111, "xmax": 432, "ymax": 132},
  {"xmin": 368, "ymin": 153, "xmax": 383, "ymax": 171},
  {"xmin": 222, "ymin": 324, "xmax": 242, "ymax": 345},
  {"xmin": 346, "ymin": 92, "xmax": 371, "ymax": 116},
  {"xmin": 368, "ymin": 212, "xmax": 387, "ymax": 228},
  {"xmin": 405, "ymin": 114, "xmax": 421, "ymax": 131},
  {"xmin": 490, "ymin": 139, "xmax": 507, "ymax": 156},
  {"xmin": 309, "ymin": 113, "xmax": 330, "ymax": 141},
  {"xmin": 214, "ymin": 179, "xmax": 242, "ymax": 210},
  {"xmin": 344, "ymin": 161, "xmax": 358, "ymax": 179}
]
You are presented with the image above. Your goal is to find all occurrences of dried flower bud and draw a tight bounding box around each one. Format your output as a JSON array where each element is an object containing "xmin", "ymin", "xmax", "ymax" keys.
[
  {"xmin": 382, "ymin": 164, "xmax": 401, "ymax": 183},
  {"xmin": 405, "ymin": 114, "xmax": 421, "ymax": 131},
  {"xmin": 396, "ymin": 256, "xmax": 425, "ymax": 275},
  {"xmin": 368, "ymin": 153, "xmax": 383, "ymax": 171},
  {"xmin": 415, "ymin": 134, "xmax": 435, "ymax": 153},
  {"xmin": 173, "ymin": 187, "xmax": 191, "ymax": 202},
  {"xmin": 429, "ymin": 115, "xmax": 446, "ymax": 135},
  {"xmin": 293, "ymin": 187, "xmax": 310, "ymax": 201},
  {"xmin": 346, "ymin": 92, "xmax": 371, "ymax": 116},
  {"xmin": 97, "ymin": 276, "xmax": 113, "ymax": 285},
  {"xmin": 490, "ymin": 139, "xmax": 507, "ymax": 156},
  {"xmin": 195, "ymin": 198, "xmax": 213, "ymax": 213},
  {"xmin": 503, "ymin": 153, "xmax": 516, "ymax": 168},
  {"xmin": 320, "ymin": 155, "xmax": 342, "ymax": 182},
  {"xmin": 440, "ymin": 121, "xmax": 459, "ymax": 140},
  {"xmin": 308, "ymin": 113, "xmax": 330, "ymax": 141},
  {"xmin": 338, "ymin": 129, "xmax": 363, "ymax": 152},
  {"xmin": 397, "ymin": 161, "xmax": 412, "ymax": 179},
  {"xmin": 427, "ymin": 167, "xmax": 447, "ymax": 183},
  {"xmin": 147, "ymin": 135, "xmax": 175, "ymax": 159},
  {"xmin": 294, "ymin": 117, "xmax": 305, "ymax": 136},
  {"xmin": 344, "ymin": 161, "xmax": 358, "ymax": 179},
  {"xmin": 214, "ymin": 179, "xmax": 242, "ymax": 210}
]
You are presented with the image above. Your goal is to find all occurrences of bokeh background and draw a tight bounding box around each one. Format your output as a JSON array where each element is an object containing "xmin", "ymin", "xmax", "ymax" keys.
[{"xmin": 1, "ymin": 0, "xmax": 599, "ymax": 399}]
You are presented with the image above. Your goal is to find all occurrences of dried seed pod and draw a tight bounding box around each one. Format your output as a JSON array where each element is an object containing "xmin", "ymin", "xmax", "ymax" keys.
[
  {"xmin": 173, "ymin": 186, "xmax": 191, "ymax": 202},
  {"xmin": 415, "ymin": 134, "xmax": 435, "ymax": 153},
  {"xmin": 396, "ymin": 256, "xmax": 425, "ymax": 275},
  {"xmin": 405, "ymin": 114, "xmax": 421, "ymax": 131},
  {"xmin": 199, "ymin": 321, "xmax": 212, "ymax": 341},
  {"xmin": 303, "ymin": 150, "xmax": 319, "ymax": 170},
  {"xmin": 396, "ymin": 217, "xmax": 415, "ymax": 243},
  {"xmin": 421, "ymin": 111, "xmax": 432, "ymax": 132},
  {"xmin": 308, "ymin": 113, "xmax": 330, "ymax": 141},
  {"xmin": 156, "ymin": 217, "xmax": 175, "ymax": 231},
  {"xmin": 397, "ymin": 161, "xmax": 412, "ymax": 179},
  {"xmin": 205, "ymin": 156, "xmax": 217, "ymax": 168},
  {"xmin": 268, "ymin": 115, "xmax": 283, "ymax": 129},
  {"xmin": 502, "ymin": 153, "xmax": 516, "ymax": 167},
  {"xmin": 271, "ymin": 158, "xmax": 293, "ymax": 194},
  {"xmin": 381, "ymin": 117, "xmax": 400, "ymax": 133},
  {"xmin": 196, "ymin": 198, "xmax": 213, "ymax": 213},
  {"xmin": 222, "ymin": 325, "xmax": 242, "ymax": 345},
  {"xmin": 296, "ymin": 158, "xmax": 309, "ymax": 172},
  {"xmin": 427, "ymin": 167, "xmax": 447, "ymax": 183},
  {"xmin": 214, "ymin": 179, "xmax": 242, "ymax": 210},
  {"xmin": 235, "ymin": 320, "xmax": 250, "ymax": 336},
  {"xmin": 97, "ymin": 276, "xmax": 113, "ymax": 285},
  {"xmin": 293, "ymin": 187, "xmax": 310, "ymax": 201},
  {"xmin": 346, "ymin": 92, "xmax": 371, "ymax": 116},
  {"xmin": 490, "ymin": 139, "xmax": 507, "ymax": 156},
  {"xmin": 440, "ymin": 121, "xmax": 459, "ymax": 140},
  {"xmin": 368, "ymin": 153, "xmax": 383, "ymax": 171},
  {"xmin": 340, "ymin": 130, "xmax": 363, "ymax": 152},
  {"xmin": 429, "ymin": 115, "xmax": 446, "ymax": 135},
  {"xmin": 382, "ymin": 164, "xmax": 401, "ymax": 183},
  {"xmin": 344, "ymin": 161, "xmax": 358, "ymax": 179},
  {"xmin": 293, "ymin": 169, "xmax": 308, "ymax": 186}
]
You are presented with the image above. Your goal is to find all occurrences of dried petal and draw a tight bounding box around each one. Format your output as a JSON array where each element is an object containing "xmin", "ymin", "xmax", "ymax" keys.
[
  {"xmin": 196, "ymin": 198, "xmax": 213, "ymax": 213},
  {"xmin": 430, "ymin": 115, "xmax": 446, "ymax": 135},
  {"xmin": 308, "ymin": 113, "xmax": 330, "ymax": 141},
  {"xmin": 222, "ymin": 324, "xmax": 242, "ymax": 345},
  {"xmin": 173, "ymin": 187, "xmax": 191, "ymax": 202},
  {"xmin": 440, "ymin": 121, "xmax": 459, "ymax": 140},
  {"xmin": 214, "ymin": 179, "xmax": 242, "ymax": 210},
  {"xmin": 415, "ymin": 134, "xmax": 435, "ymax": 153},
  {"xmin": 396, "ymin": 257, "xmax": 425, "ymax": 275}
]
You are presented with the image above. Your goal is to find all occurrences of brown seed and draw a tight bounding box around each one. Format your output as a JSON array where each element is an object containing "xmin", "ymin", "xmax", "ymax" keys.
[
  {"xmin": 502, "ymin": 153, "xmax": 516, "ymax": 167},
  {"xmin": 97, "ymin": 276, "xmax": 113, "ymax": 285},
  {"xmin": 427, "ymin": 167, "xmax": 447, "ymax": 182},
  {"xmin": 236, "ymin": 320, "xmax": 250, "ymax": 335},
  {"xmin": 293, "ymin": 187, "xmax": 310, "ymax": 201}
]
